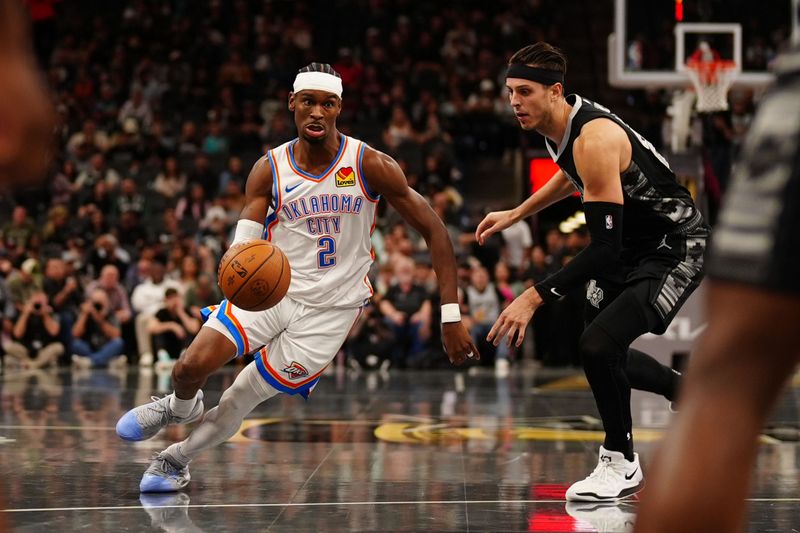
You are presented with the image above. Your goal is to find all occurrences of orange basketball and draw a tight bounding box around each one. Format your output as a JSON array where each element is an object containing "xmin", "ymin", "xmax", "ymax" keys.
[{"xmin": 217, "ymin": 240, "xmax": 291, "ymax": 311}]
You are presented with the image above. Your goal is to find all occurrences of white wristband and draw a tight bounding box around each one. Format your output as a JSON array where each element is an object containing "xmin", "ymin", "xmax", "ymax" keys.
[
  {"xmin": 233, "ymin": 219, "xmax": 264, "ymax": 244},
  {"xmin": 441, "ymin": 303, "xmax": 461, "ymax": 323}
]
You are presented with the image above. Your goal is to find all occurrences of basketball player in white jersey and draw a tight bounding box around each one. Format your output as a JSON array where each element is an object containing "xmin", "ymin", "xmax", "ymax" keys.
[{"xmin": 116, "ymin": 63, "xmax": 478, "ymax": 492}]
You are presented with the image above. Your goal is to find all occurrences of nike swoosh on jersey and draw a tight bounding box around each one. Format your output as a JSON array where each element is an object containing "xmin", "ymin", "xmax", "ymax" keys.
[
  {"xmin": 285, "ymin": 183, "xmax": 302, "ymax": 193},
  {"xmin": 550, "ymin": 287, "xmax": 562, "ymax": 298}
]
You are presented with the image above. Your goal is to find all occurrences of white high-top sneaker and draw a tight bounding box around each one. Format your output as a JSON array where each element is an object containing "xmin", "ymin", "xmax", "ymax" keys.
[{"xmin": 566, "ymin": 446, "xmax": 644, "ymax": 502}]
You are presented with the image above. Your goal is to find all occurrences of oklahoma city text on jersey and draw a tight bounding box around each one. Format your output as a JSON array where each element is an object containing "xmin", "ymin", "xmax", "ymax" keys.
[{"xmin": 281, "ymin": 193, "xmax": 366, "ymax": 236}]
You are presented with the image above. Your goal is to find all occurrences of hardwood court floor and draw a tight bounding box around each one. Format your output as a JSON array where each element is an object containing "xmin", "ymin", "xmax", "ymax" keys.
[{"xmin": 1, "ymin": 362, "xmax": 799, "ymax": 532}]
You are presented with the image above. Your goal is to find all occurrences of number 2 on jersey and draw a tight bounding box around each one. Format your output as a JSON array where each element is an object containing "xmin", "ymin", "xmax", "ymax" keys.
[{"xmin": 317, "ymin": 236, "xmax": 336, "ymax": 268}]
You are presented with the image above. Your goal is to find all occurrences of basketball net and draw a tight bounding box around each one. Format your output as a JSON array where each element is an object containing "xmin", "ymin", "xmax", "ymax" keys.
[
  {"xmin": 685, "ymin": 59, "xmax": 738, "ymax": 112},
  {"xmin": 669, "ymin": 59, "xmax": 738, "ymax": 153}
]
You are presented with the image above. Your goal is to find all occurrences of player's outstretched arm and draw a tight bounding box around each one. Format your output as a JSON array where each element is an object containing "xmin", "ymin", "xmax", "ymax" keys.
[
  {"xmin": 239, "ymin": 156, "xmax": 273, "ymax": 225},
  {"xmin": 363, "ymin": 147, "xmax": 479, "ymax": 365},
  {"xmin": 475, "ymin": 169, "xmax": 575, "ymax": 245},
  {"xmin": 218, "ymin": 155, "xmax": 276, "ymax": 279},
  {"xmin": 225, "ymin": 155, "xmax": 274, "ymax": 251},
  {"xmin": 488, "ymin": 120, "xmax": 626, "ymax": 347}
]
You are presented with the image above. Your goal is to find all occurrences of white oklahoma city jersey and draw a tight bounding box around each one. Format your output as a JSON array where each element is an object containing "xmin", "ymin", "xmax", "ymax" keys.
[{"xmin": 264, "ymin": 134, "xmax": 378, "ymax": 308}]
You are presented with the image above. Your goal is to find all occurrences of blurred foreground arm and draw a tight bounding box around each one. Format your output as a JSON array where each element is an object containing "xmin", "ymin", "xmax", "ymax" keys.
[{"xmin": 0, "ymin": 0, "xmax": 55, "ymax": 189}]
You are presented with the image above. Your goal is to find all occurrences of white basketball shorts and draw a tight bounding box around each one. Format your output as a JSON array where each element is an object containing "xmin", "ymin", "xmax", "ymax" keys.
[{"xmin": 202, "ymin": 297, "xmax": 362, "ymax": 398}]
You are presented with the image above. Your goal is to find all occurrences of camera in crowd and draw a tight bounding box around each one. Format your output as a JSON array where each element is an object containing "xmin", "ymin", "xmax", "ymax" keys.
[{"xmin": 27, "ymin": 292, "xmax": 49, "ymax": 314}]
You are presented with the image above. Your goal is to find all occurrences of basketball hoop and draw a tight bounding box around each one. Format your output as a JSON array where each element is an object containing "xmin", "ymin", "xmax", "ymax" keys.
[{"xmin": 685, "ymin": 59, "xmax": 738, "ymax": 112}]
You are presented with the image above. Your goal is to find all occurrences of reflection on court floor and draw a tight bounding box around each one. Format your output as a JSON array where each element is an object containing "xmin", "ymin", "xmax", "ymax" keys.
[{"xmin": 1, "ymin": 364, "xmax": 799, "ymax": 532}]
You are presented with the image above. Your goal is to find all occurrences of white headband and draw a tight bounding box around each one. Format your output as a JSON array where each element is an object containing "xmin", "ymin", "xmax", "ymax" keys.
[{"xmin": 293, "ymin": 71, "xmax": 343, "ymax": 98}]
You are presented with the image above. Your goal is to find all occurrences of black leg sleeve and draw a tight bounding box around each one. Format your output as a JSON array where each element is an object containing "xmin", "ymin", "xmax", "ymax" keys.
[
  {"xmin": 579, "ymin": 322, "xmax": 635, "ymax": 460},
  {"xmin": 581, "ymin": 281, "xmax": 659, "ymax": 460},
  {"xmin": 625, "ymin": 348, "xmax": 681, "ymax": 402}
]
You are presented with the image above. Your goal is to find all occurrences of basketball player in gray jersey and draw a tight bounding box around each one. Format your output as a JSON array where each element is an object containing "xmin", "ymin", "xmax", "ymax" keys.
[
  {"xmin": 476, "ymin": 42, "xmax": 709, "ymax": 502},
  {"xmin": 635, "ymin": 46, "xmax": 800, "ymax": 533}
]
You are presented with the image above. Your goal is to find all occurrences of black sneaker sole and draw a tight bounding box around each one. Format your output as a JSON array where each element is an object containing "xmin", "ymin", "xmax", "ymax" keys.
[{"xmin": 568, "ymin": 480, "xmax": 645, "ymax": 502}]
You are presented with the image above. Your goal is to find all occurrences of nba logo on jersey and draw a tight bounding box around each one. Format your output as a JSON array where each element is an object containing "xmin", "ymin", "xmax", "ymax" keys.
[
  {"xmin": 605, "ymin": 215, "xmax": 613, "ymax": 229},
  {"xmin": 335, "ymin": 166, "xmax": 355, "ymax": 187}
]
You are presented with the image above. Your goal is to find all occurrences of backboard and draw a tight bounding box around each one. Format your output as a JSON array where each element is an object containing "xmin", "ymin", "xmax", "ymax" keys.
[{"xmin": 610, "ymin": 0, "xmax": 798, "ymax": 88}]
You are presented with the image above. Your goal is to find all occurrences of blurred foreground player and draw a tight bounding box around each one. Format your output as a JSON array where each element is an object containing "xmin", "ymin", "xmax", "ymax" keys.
[
  {"xmin": 635, "ymin": 48, "xmax": 800, "ymax": 533},
  {"xmin": 0, "ymin": 3, "xmax": 53, "ymax": 528},
  {"xmin": 0, "ymin": 0, "xmax": 54, "ymax": 188},
  {"xmin": 116, "ymin": 63, "xmax": 478, "ymax": 492},
  {"xmin": 476, "ymin": 42, "xmax": 707, "ymax": 501}
]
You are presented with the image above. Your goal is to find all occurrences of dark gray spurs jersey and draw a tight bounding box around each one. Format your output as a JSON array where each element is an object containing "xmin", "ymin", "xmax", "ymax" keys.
[
  {"xmin": 545, "ymin": 95, "xmax": 707, "ymax": 244},
  {"xmin": 707, "ymin": 46, "xmax": 800, "ymax": 291}
]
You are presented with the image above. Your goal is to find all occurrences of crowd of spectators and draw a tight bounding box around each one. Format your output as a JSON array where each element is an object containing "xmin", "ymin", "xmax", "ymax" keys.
[{"xmin": 0, "ymin": 0, "xmax": 595, "ymax": 376}]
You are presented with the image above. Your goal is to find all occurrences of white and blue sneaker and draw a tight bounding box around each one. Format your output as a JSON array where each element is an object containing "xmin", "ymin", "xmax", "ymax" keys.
[
  {"xmin": 566, "ymin": 446, "xmax": 644, "ymax": 502},
  {"xmin": 140, "ymin": 452, "xmax": 191, "ymax": 492},
  {"xmin": 565, "ymin": 501, "xmax": 637, "ymax": 532},
  {"xmin": 116, "ymin": 391, "xmax": 204, "ymax": 441}
]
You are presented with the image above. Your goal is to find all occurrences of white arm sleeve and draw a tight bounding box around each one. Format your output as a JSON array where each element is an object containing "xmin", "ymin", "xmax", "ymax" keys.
[{"xmin": 232, "ymin": 219, "xmax": 264, "ymax": 244}]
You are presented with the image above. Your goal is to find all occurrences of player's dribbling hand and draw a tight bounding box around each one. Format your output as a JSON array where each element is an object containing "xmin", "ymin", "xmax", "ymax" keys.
[
  {"xmin": 217, "ymin": 240, "xmax": 252, "ymax": 279},
  {"xmin": 442, "ymin": 322, "xmax": 479, "ymax": 366},
  {"xmin": 475, "ymin": 209, "xmax": 517, "ymax": 245},
  {"xmin": 487, "ymin": 288, "xmax": 540, "ymax": 348}
]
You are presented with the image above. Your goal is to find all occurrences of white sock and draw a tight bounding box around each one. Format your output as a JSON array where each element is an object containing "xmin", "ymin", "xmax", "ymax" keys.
[
  {"xmin": 163, "ymin": 442, "xmax": 192, "ymax": 468},
  {"xmin": 169, "ymin": 392, "xmax": 198, "ymax": 418}
]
